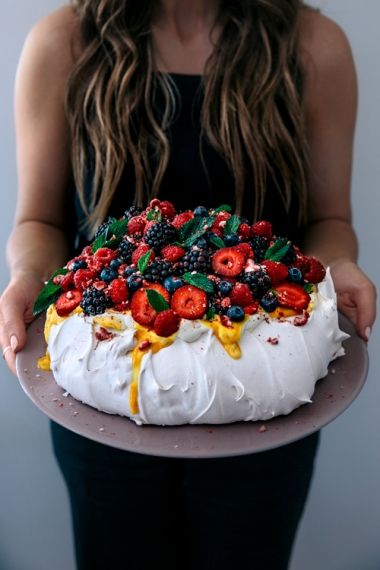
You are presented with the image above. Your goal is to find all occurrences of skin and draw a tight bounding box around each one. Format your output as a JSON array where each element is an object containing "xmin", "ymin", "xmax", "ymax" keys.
[{"xmin": 0, "ymin": 1, "xmax": 376, "ymax": 374}]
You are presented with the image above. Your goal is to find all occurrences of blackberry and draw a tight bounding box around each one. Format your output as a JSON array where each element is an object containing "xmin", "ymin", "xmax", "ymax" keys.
[
  {"xmin": 208, "ymin": 294, "xmax": 225, "ymax": 315},
  {"xmin": 94, "ymin": 217, "xmax": 114, "ymax": 239},
  {"xmin": 281, "ymin": 243, "xmax": 297, "ymax": 265},
  {"xmin": 178, "ymin": 246, "xmax": 212, "ymax": 274},
  {"xmin": 124, "ymin": 205, "xmax": 143, "ymax": 220},
  {"xmin": 80, "ymin": 287, "xmax": 111, "ymax": 316},
  {"xmin": 144, "ymin": 259, "xmax": 173, "ymax": 283},
  {"xmin": 117, "ymin": 239, "xmax": 135, "ymax": 263},
  {"xmin": 249, "ymin": 236, "xmax": 268, "ymax": 263},
  {"xmin": 240, "ymin": 267, "xmax": 271, "ymax": 299},
  {"xmin": 144, "ymin": 221, "xmax": 177, "ymax": 250}
]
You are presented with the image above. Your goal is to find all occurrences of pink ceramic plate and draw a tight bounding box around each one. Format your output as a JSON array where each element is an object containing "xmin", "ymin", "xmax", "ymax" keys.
[{"xmin": 16, "ymin": 314, "xmax": 368, "ymax": 458}]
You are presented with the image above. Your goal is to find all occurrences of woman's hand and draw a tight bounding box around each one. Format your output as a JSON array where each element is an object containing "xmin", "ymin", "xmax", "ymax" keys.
[
  {"xmin": 330, "ymin": 259, "xmax": 377, "ymax": 341},
  {"xmin": 0, "ymin": 274, "xmax": 44, "ymax": 375}
]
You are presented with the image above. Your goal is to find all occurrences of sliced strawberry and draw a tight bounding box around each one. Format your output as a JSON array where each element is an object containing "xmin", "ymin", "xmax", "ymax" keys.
[
  {"xmin": 302, "ymin": 256, "xmax": 326, "ymax": 283},
  {"xmin": 153, "ymin": 309, "xmax": 180, "ymax": 337},
  {"xmin": 172, "ymin": 211, "xmax": 194, "ymax": 229},
  {"xmin": 261, "ymin": 260, "xmax": 288, "ymax": 285},
  {"xmin": 161, "ymin": 245, "xmax": 186, "ymax": 262},
  {"xmin": 131, "ymin": 289, "xmax": 157, "ymax": 327},
  {"xmin": 274, "ymin": 283, "xmax": 310, "ymax": 311},
  {"xmin": 55, "ymin": 290, "xmax": 82, "ymax": 317},
  {"xmin": 211, "ymin": 247, "xmax": 246, "ymax": 277},
  {"xmin": 74, "ymin": 269, "xmax": 96, "ymax": 291},
  {"xmin": 128, "ymin": 215, "xmax": 146, "ymax": 236},
  {"xmin": 171, "ymin": 285, "xmax": 208, "ymax": 320},
  {"xmin": 131, "ymin": 243, "xmax": 155, "ymax": 265},
  {"xmin": 251, "ymin": 221, "xmax": 273, "ymax": 240},
  {"xmin": 107, "ymin": 279, "xmax": 129, "ymax": 303},
  {"xmin": 159, "ymin": 201, "xmax": 176, "ymax": 220},
  {"xmin": 230, "ymin": 283, "xmax": 254, "ymax": 307},
  {"xmin": 237, "ymin": 223, "xmax": 251, "ymax": 240}
]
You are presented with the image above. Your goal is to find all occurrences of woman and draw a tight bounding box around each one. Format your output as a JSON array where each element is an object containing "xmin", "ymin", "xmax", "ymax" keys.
[{"xmin": 0, "ymin": 1, "xmax": 376, "ymax": 568}]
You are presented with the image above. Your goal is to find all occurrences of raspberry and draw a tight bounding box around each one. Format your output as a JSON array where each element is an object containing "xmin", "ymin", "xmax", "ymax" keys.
[
  {"xmin": 171, "ymin": 285, "xmax": 208, "ymax": 320},
  {"xmin": 144, "ymin": 221, "xmax": 177, "ymax": 250},
  {"xmin": 211, "ymin": 247, "xmax": 246, "ymax": 277},
  {"xmin": 238, "ymin": 223, "xmax": 251, "ymax": 240},
  {"xmin": 172, "ymin": 211, "xmax": 194, "ymax": 229},
  {"xmin": 93, "ymin": 248, "xmax": 117, "ymax": 267},
  {"xmin": 73, "ymin": 269, "xmax": 96, "ymax": 291},
  {"xmin": 302, "ymin": 256, "xmax": 326, "ymax": 283},
  {"xmin": 131, "ymin": 244, "xmax": 154, "ymax": 265},
  {"xmin": 127, "ymin": 215, "xmax": 146, "ymax": 236},
  {"xmin": 55, "ymin": 290, "xmax": 82, "ymax": 317},
  {"xmin": 161, "ymin": 245, "xmax": 186, "ymax": 263},
  {"xmin": 107, "ymin": 279, "xmax": 129, "ymax": 304},
  {"xmin": 211, "ymin": 211, "xmax": 231, "ymax": 233},
  {"xmin": 230, "ymin": 283, "xmax": 254, "ymax": 307},
  {"xmin": 153, "ymin": 309, "xmax": 180, "ymax": 337},
  {"xmin": 261, "ymin": 260, "xmax": 289, "ymax": 285},
  {"xmin": 158, "ymin": 201, "xmax": 176, "ymax": 220},
  {"xmin": 60, "ymin": 271, "xmax": 74, "ymax": 291}
]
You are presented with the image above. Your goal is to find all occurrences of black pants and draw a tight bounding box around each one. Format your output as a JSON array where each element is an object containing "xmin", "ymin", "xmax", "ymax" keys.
[{"xmin": 51, "ymin": 422, "xmax": 319, "ymax": 570}]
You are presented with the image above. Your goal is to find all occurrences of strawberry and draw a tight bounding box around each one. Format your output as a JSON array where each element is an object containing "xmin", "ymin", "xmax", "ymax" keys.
[
  {"xmin": 153, "ymin": 309, "xmax": 180, "ymax": 337},
  {"xmin": 171, "ymin": 285, "xmax": 208, "ymax": 320},
  {"xmin": 274, "ymin": 283, "xmax": 310, "ymax": 311},
  {"xmin": 244, "ymin": 302, "xmax": 259, "ymax": 315},
  {"xmin": 261, "ymin": 260, "xmax": 288, "ymax": 285},
  {"xmin": 251, "ymin": 221, "xmax": 273, "ymax": 240},
  {"xmin": 161, "ymin": 245, "xmax": 186, "ymax": 262},
  {"xmin": 74, "ymin": 269, "xmax": 96, "ymax": 291},
  {"xmin": 237, "ymin": 223, "xmax": 251, "ymax": 240},
  {"xmin": 211, "ymin": 247, "xmax": 246, "ymax": 277},
  {"xmin": 114, "ymin": 301, "xmax": 130, "ymax": 312},
  {"xmin": 107, "ymin": 279, "xmax": 129, "ymax": 303},
  {"xmin": 230, "ymin": 283, "xmax": 254, "ymax": 307},
  {"xmin": 128, "ymin": 215, "xmax": 146, "ymax": 236},
  {"xmin": 302, "ymin": 256, "xmax": 326, "ymax": 283},
  {"xmin": 131, "ymin": 244, "xmax": 155, "ymax": 265},
  {"xmin": 131, "ymin": 283, "xmax": 170, "ymax": 326},
  {"xmin": 159, "ymin": 201, "xmax": 176, "ymax": 220},
  {"xmin": 55, "ymin": 290, "xmax": 82, "ymax": 317},
  {"xmin": 172, "ymin": 211, "xmax": 194, "ymax": 229}
]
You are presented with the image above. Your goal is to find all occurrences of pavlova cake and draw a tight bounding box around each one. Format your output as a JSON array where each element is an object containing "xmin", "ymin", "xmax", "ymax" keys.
[{"xmin": 34, "ymin": 201, "xmax": 348, "ymax": 425}]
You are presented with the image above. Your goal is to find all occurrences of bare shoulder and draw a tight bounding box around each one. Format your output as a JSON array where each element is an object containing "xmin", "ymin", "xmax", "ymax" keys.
[
  {"xmin": 20, "ymin": 5, "xmax": 81, "ymax": 81},
  {"xmin": 298, "ymin": 8, "xmax": 356, "ymax": 83}
]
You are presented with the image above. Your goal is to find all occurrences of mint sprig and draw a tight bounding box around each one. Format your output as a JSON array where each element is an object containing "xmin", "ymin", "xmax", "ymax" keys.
[
  {"xmin": 214, "ymin": 204, "xmax": 232, "ymax": 213},
  {"xmin": 264, "ymin": 238, "xmax": 290, "ymax": 262},
  {"xmin": 138, "ymin": 250, "xmax": 152, "ymax": 274},
  {"xmin": 182, "ymin": 272, "xmax": 215, "ymax": 293},
  {"xmin": 33, "ymin": 268, "xmax": 68, "ymax": 316},
  {"xmin": 146, "ymin": 289, "xmax": 169, "ymax": 313},
  {"xmin": 224, "ymin": 214, "xmax": 240, "ymax": 235}
]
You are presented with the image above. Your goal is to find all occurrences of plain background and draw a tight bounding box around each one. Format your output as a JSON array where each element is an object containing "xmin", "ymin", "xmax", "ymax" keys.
[{"xmin": 0, "ymin": 1, "xmax": 379, "ymax": 569}]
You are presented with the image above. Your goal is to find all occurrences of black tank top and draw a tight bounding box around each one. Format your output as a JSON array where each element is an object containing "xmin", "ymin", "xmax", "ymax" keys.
[{"xmin": 74, "ymin": 73, "xmax": 301, "ymax": 249}]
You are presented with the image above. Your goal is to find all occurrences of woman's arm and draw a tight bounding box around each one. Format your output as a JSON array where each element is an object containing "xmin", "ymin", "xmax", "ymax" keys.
[
  {"xmin": 0, "ymin": 7, "xmax": 79, "ymax": 372},
  {"xmin": 299, "ymin": 10, "xmax": 376, "ymax": 340}
]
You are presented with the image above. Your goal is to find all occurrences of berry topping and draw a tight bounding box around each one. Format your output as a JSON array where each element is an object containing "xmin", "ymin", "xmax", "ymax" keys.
[
  {"xmin": 226, "ymin": 305, "xmax": 245, "ymax": 322},
  {"xmin": 127, "ymin": 215, "xmax": 146, "ymax": 236},
  {"xmin": 178, "ymin": 245, "xmax": 212, "ymax": 274},
  {"xmin": 224, "ymin": 233, "xmax": 239, "ymax": 246},
  {"xmin": 260, "ymin": 290, "xmax": 279, "ymax": 312},
  {"xmin": 161, "ymin": 245, "xmax": 186, "ymax": 262},
  {"xmin": 131, "ymin": 244, "xmax": 154, "ymax": 265},
  {"xmin": 302, "ymin": 256, "xmax": 326, "ymax": 283},
  {"xmin": 274, "ymin": 283, "xmax": 310, "ymax": 311},
  {"xmin": 71, "ymin": 259, "xmax": 87, "ymax": 271},
  {"xmin": 251, "ymin": 221, "xmax": 273, "ymax": 240},
  {"xmin": 143, "ymin": 259, "xmax": 173, "ymax": 283},
  {"xmin": 158, "ymin": 201, "xmax": 176, "ymax": 220},
  {"xmin": 163, "ymin": 276, "xmax": 184, "ymax": 294},
  {"xmin": 218, "ymin": 280, "xmax": 233, "ymax": 296},
  {"xmin": 127, "ymin": 273, "xmax": 144, "ymax": 292},
  {"xmin": 80, "ymin": 287, "xmax": 111, "ymax": 316},
  {"xmin": 261, "ymin": 260, "xmax": 288, "ymax": 285},
  {"xmin": 230, "ymin": 283, "xmax": 254, "ymax": 307},
  {"xmin": 171, "ymin": 285, "xmax": 208, "ymax": 320},
  {"xmin": 144, "ymin": 221, "xmax": 177, "ymax": 250},
  {"xmin": 117, "ymin": 239, "xmax": 136, "ymax": 263},
  {"xmin": 73, "ymin": 269, "xmax": 96, "ymax": 291},
  {"xmin": 107, "ymin": 279, "xmax": 129, "ymax": 304},
  {"xmin": 193, "ymin": 206, "xmax": 209, "ymax": 217},
  {"xmin": 240, "ymin": 267, "xmax": 271, "ymax": 298},
  {"xmin": 100, "ymin": 268, "xmax": 118, "ymax": 282},
  {"xmin": 288, "ymin": 267, "xmax": 303, "ymax": 282},
  {"xmin": 124, "ymin": 205, "xmax": 144, "ymax": 220},
  {"xmin": 172, "ymin": 211, "xmax": 194, "ymax": 229},
  {"xmin": 238, "ymin": 223, "xmax": 251, "ymax": 240},
  {"xmin": 249, "ymin": 236, "xmax": 268, "ymax": 263},
  {"xmin": 55, "ymin": 290, "xmax": 82, "ymax": 317},
  {"xmin": 211, "ymin": 247, "xmax": 246, "ymax": 277},
  {"xmin": 131, "ymin": 289, "xmax": 157, "ymax": 327},
  {"xmin": 153, "ymin": 309, "xmax": 180, "ymax": 337},
  {"xmin": 93, "ymin": 248, "xmax": 117, "ymax": 267}
]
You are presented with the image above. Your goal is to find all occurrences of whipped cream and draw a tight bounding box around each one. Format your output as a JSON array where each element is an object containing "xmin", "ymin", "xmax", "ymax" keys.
[{"xmin": 46, "ymin": 269, "xmax": 348, "ymax": 425}]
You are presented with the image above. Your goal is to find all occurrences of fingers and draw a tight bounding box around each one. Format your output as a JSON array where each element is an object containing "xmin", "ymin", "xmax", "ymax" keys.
[
  {"xmin": 0, "ymin": 290, "xmax": 29, "ymax": 377},
  {"xmin": 353, "ymin": 280, "xmax": 377, "ymax": 341}
]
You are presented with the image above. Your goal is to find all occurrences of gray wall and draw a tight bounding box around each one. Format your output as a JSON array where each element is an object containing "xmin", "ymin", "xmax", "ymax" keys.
[{"xmin": 0, "ymin": 2, "xmax": 378, "ymax": 569}]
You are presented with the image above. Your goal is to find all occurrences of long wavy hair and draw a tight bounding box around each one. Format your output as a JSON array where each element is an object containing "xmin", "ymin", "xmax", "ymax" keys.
[{"xmin": 67, "ymin": 0, "xmax": 310, "ymax": 237}]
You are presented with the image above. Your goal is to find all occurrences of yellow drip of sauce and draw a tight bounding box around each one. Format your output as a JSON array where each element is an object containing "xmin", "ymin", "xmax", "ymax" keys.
[
  {"xmin": 93, "ymin": 315, "xmax": 124, "ymax": 331},
  {"xmin": 37, "ymin": 353, "xmax": 51, "ymax": 371},
  {"xmin": 204, "ymin": 316, "xmax": 246, "ymax": 359}
]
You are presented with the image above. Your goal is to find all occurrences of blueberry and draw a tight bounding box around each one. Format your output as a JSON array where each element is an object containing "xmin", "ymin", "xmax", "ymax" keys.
[
  {"xmin": 288, "ymin": 267, "xmax": 302, "ymax": 282},
  {"xmin": 110, "ymin": 258, "xmax": 123, "ymax": 270},
  {"xmin": 218, "ymin": 280, "xmax": 233, "ymax": 296},
  {"xmin": 123, "ymin": 266, "xmax": 136, "ymax": 278},
  {"xmin": 194, "ymin": 206, "xmax": 208, "ymax": 217},
  {"xmin": 224, "ymin": 233, "xmax": 239, "ymax": 246},
  {"xmin": 227, "ymin": 305, "xmax": 245, "ymax": 322},
  {"xmin": 127, "ymin": 274, "xmax": 143, "ymax": 291},
  {"xmin": 72, "ymin": 260, "xmax": 87, "ymax": 271},
  {"xmin": 100, "ymin": 268, "xmax": 117, "ymax": 282},
  {"xmin": 260, "ymin": 291, "xmax": 278, "ymax": 312},
  {"xmin": 195, "ymin": 238, "xmax": 208, "ymax": 249},
  {"xmin": 163, "ymin": 276, "xmax": 184, "ymax": 294}
]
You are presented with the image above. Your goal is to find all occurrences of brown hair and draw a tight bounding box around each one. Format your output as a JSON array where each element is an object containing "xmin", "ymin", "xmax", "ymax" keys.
[{"xmin": 67, "ymin": 0, "xmax": 309, "ymax": 236}]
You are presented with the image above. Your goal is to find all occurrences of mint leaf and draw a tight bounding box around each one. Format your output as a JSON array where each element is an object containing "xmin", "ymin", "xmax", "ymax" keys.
[
  {"xmin": 107, "ymin": 218, "xmax": 128, "ymax": 240},
  {"xmin": 303, "ymin": 283, "xmax": 314, "ymax": 294},
  {"xmin": 206, "ymin": 306, "xmax": 216, "ymax": 321},
  {"xmin": 208, "ymin": 234, "xmax": 225, "ymax": 249},
  {"xmin": 264, "ymin": 238, "xmax": 287, "ymax": 260},
  {"xmin": 224, "ymin": 214, "xmax": 240, "ymax": 235},
  {"xmin": 268, "ymin": 244, "xmax": 290, "ymax": 262},
  {"xmin": 147, "ymin": 209, "xmax": 162, "ymax": 222},
  {"xmin": 92, "ymin": 233, "xmax": 107, "ymax": 252},
  {"xmin": 178, "ymin": 218, "xmax": 201, "ymax": 243},
  {"xmin": 146, "ymin": 289, "xmax": 169, "ymax": 312},
  {"xmin": 182, "ymin": 215, "xmax": 216, "ymax": 248},
  {"xmin": 138, "ymin": 250, "xmax": 152, "ymax": 274},
  {"xmin": 33, "ymin": 268, "xmax": 68, "ymax": 316},
  {"xmin": 182, "ymin": 272, "xmax": 215, "ymax": 293},
  {"xmin": 214, "ymin": 204, "xmax": 232, "ymax": 213}
]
